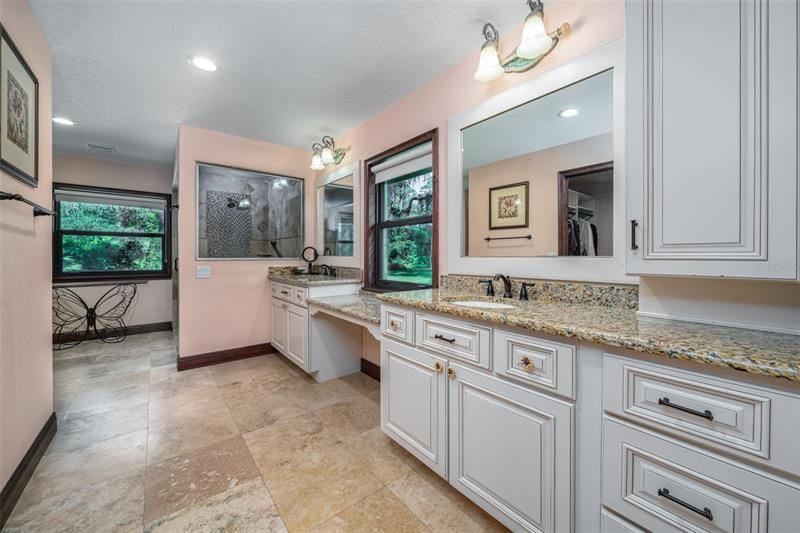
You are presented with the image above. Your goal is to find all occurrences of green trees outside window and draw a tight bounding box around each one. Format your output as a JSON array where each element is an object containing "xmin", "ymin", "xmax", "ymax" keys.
[
  {"xmin": 53, "ymin": 186, "xmax": 170, "ymax": 280},
  {"xmin": 378, "ymin": 169, "xmax": 434, "ymax": 287}
]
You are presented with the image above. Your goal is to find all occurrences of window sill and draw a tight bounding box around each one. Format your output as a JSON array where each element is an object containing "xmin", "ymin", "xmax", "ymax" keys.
[{"xmin": 53, "ymin": 273, "xmax": 171, "ymax": 285}]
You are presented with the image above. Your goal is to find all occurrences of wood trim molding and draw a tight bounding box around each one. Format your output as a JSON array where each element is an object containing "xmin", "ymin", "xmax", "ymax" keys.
[
  {"xmin": 557, "ymin": 161, "xmax": 614, "ymax": 255},
  {"xmin": 360, "ymin": 358, "xmax": 380, "ymax": 382},
  {"xmin": 53, "ymin": 321, "xmax": 173, "ymax": 345},
  {"xmin": 177, "ymin": 342, "xmax": 276, "ymax": 371},
  {"xmin": 1, "ymin": 412, "xmax": 57, "ymax": 529},
  {"xmin": 363, "ymin": 128, "xmax": 440, "ymax": 290}
]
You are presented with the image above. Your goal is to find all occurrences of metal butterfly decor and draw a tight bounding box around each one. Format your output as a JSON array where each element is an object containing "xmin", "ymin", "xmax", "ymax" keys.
[{"xmin": 52, "ymin": 283, "xmax": 138, "ymax": 350}]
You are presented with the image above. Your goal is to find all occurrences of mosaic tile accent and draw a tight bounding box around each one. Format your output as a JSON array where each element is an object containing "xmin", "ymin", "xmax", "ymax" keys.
[
  {"xmin": 440, "ymin": 274, "xmax": 639, "ymax": 310},
  {"xmin": 206, "ymin": 191, "xmax": 251, "ymax": 258},
  {"xmin": 376, "ymin": 289, "xmax": 800, "ymax": 382}
]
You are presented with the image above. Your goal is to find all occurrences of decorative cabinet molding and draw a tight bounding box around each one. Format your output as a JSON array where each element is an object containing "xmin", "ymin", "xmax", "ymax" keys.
[{"xmin": 626, "ymin": 0, "xmax": 797, "ymax": 278}]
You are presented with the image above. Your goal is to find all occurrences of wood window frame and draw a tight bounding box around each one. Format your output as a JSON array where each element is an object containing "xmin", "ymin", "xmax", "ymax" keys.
[
  {"xmin": 363, "ymin": 129, "xmax": 439, "ymax": 292},
  {"xmin": 52, "ymin": 182, "xmax": 173, "ymax": 283}
]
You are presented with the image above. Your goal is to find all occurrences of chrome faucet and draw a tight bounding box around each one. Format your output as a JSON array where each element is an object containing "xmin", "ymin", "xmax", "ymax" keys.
[{"xmin": 493, "ymin": 274, "xmax": 513, "ymax": 298}]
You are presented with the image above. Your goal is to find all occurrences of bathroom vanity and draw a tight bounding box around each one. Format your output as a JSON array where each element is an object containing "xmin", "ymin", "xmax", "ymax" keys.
[{"xmin": 376, "ymin": 290, "xmax": 800, "ymax": 533}]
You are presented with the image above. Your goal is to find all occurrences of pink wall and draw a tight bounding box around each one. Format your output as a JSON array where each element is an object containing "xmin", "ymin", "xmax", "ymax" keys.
[
  {"xmin": 0, "ymin": 0, "xmax": 53, "ymax": 488},
  {"xmin": 53, "ymin": 154, "xmax": 174, "ymax": 326},
  {"xmin": 324, "ymin": 0, "xmax": 624, "ymax": 275},
  {"xmin": 176, "ymin": 125, "xmax": 312, "ymax": 358}
]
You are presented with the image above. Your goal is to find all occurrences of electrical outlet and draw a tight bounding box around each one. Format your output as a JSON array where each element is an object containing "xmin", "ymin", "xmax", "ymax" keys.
[{"xmin": 196, "ymin": 265, "xmax": 211, "ymax": 279}]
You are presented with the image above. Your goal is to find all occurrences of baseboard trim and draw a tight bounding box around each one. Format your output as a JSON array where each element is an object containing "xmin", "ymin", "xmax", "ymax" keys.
[
  {"xmin": 361, "ymin": 358, "xmax": 380, "ymax": 381},
  {"xmin": 177, "ymin": 342, "xmax": 276, "ymax": 371},
  {"xmin": 1, "ymin": 412, "xmax": 57, "ymax": 529},
  {"xmin": 53, "ymin": 321, "xmax": 173, "ymax": 345}
]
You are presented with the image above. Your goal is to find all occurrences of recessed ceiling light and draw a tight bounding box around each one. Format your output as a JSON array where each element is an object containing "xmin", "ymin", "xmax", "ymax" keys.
[
  {"xmin": 187, "ymin": 56, "xmax": 217, "ymax": 72},
  {"xmin": 558, "ymin": 108, "xmax": 580, "ymax": 118},
  {"xmin": 53, "ymin": 116, "xmax": 76, "ymax": 126}
]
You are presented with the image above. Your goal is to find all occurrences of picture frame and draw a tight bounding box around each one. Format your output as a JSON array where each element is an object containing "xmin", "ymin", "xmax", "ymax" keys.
[
  {"xmin": 0, "ymin": 24, "xmax": 39, "ymax": 188},
  {"xmin": 488, "ymin": 181, "xmax": 528, "ymax": 230}
]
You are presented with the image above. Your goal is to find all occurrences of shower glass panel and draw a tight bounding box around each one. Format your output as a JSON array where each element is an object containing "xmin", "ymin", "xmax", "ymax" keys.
[{"xmin": 197, "ymin": 163, "xmax": 304, "ymax": 259}]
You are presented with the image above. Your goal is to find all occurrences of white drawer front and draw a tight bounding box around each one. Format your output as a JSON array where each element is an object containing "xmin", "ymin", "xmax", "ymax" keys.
[
  {"xmin": 603, "ymin": 418, "xmax": 800, "ymax": 533},
  {"xmin": 600, "ymin": 509, "xmax": 645, "ymax": 533},
  {"xmin": 381, "ymin": 306, "xmax": 414, "ymax": 344},
  {"xmin": 604, "ymin": 355, "xmax": 800, "ymax": 477},
  {"xmin": 273, "ymin": 283, "xmax": 294, "ymax": 303},
  {"xmin": 293, "ymin": 287, "xmax": 307, "ymax": 307},
  {"xmin": 494, "ymin": 329, "xmax": 575, "ymax": 398},
  {"xmin": 415, "ymin": 313, "xmax": 491, "ymax": 369}
]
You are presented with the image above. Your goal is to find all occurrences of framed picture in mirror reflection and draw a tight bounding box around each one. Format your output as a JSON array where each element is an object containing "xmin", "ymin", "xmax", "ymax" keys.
[{"xmin": 488, "ymin": 182, "xmax": 528, "ymax": 230}]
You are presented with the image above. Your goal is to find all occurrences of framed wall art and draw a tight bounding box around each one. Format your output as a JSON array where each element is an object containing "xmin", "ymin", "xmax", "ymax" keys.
[
  {"xmin": 488, "ymin": 181, "xmax": 528, "ymax": 230},
  {"xmin": 1, "ymin": 24, "xmax": 39, "ymax": 188}
]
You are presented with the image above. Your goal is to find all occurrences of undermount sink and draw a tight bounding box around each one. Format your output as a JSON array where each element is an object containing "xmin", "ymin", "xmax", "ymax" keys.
[{"xmin": 450, "ymin": 300, "xmax": 515, "ymax": 310}]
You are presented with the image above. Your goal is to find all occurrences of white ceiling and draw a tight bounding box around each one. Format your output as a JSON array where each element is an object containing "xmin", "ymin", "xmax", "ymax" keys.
[
  {"xmin": 462, "ymin": 68, "xmax": 613, "ymax": 172},
  {"xmin": 30, "ymin": 0, "xmax": 528, "ymax": 167}
]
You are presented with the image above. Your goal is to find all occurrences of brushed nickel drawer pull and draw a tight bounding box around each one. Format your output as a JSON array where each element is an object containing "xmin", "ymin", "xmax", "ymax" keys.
[
  {"xmin": 434, "ymin": 334, "xmax": 456, "ymax": 344},
  {"xmin": 658, "ymin": 397, "xmax": 714, "ymax": 421},
  {"xmin": 657, "ymin": 488, "xmax": 713, "ymax": 521}
]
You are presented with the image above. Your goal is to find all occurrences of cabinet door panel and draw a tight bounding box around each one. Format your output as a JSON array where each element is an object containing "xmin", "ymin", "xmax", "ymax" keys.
[
  {"xmin": 380, "ymin": 339, "xmax": 447, "ymax": 478},
  {"xmin": 271, "ymin": 301, "xmax": 286, "ymax": 353},
  {"xmin": 285, "ymin": 303, "xmax": 308, "ymax": 370},
  {"xmin": 626, "ymin": 0, "xmax": 797, "ymax": 278},
  {"xmin": 448, "ymin": 362, "xmax": 573, "ymax": 533}
]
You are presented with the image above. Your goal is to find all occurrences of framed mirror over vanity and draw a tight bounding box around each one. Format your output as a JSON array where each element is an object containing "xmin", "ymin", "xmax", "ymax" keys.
[
  {"xmin": 448, "ymin": 40, "xmax": 629, "ymax": 284},
  {"xmin": 316, "ymin": 161, "xmax": 361, "ymax": 267}
]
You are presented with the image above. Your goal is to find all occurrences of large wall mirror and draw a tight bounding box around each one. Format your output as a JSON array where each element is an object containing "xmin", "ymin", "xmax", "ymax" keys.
[
  {"xmin": 317, "ymin": 161, "xmax": 360, "ymax": 267},
  {"xmin": 447, "ymin": 40, "xmax": 632, "ymax": 283},
  {"xmin": 462, "ymin": 69, "xmax": 613, "ymax": 258}
]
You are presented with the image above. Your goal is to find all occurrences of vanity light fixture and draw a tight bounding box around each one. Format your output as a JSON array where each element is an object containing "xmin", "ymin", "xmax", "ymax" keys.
[
  {"xmin": 187, "ymin": 55, "xmax": 217, "ymax": 72},
  {"xmin": 474, "ymin": 0, "xmax": 569, "ymax": 82},
  {"xmin": 310, "ymin": 136, "xmax": 345, "ymax": 170},
  {"xmin": 53, "ymin": 117, "xmax": 76, "ymax": 126},
  {"xmin": 558, "ymin": 108, "xmax": 580, "ymax": 118}
]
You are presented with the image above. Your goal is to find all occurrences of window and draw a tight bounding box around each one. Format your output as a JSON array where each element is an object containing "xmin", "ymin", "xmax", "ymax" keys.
[
  {"xmin": 53, "ymin": 184, "xmax": 171, "ymax": 281},
  {"xmin": 365, "ymin": 131, "xmax": 438, "ymax": 291}
]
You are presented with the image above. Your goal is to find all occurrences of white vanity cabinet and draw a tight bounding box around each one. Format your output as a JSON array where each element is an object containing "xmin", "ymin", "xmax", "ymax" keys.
[
  {"xmin": 380, "ymin": 306, "xmax": 575, "ymax": 533},
  {"xmin": 625, "ymin": 0, "xmax": 798, "ymax": 279},
  {"xmin": 269, "ymin": 279, "xmax": 359, "ymax": 374}
]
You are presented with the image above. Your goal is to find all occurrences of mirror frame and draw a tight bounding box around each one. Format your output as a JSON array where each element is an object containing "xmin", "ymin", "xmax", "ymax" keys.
[
  {"xmin": 316, "ymin": 161, "xmax": 361, "ymax": 268},
  {"xmin": 447, "ymin": 39, "xmax": 635, "ymax": 284}
]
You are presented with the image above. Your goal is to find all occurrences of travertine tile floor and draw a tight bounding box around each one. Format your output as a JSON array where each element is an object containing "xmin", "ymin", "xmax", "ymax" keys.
[{"xmin": 5, "ymin": 332, "xmax": 507, "ymax": 532}]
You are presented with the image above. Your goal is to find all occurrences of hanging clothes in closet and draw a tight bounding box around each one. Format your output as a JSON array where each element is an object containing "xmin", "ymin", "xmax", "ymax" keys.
[{"xmin": 567, "ymin": 215, "xmax": 597, "ymax": 256}]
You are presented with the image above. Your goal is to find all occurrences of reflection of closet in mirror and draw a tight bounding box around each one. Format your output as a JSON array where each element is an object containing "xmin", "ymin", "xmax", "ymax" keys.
[
  {"xmin": 321, "ymin": 176, "xmax": 354, "ymax": 257},
  {"xmin": 558, "ymin": 162, "xmax": 613, "ymax": 257}
]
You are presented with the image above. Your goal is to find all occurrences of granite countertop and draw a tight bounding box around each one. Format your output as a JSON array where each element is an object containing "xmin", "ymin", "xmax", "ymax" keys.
[
  {"xmin": 268, "ymin": 273, "xmax": 362, "ymax": 287},
  {"xmin": 306, "ymin": 293, "xmax": 382, "ymax": 324},
  {"xmin": 376, "ymin": 289, "xmax": 800, "ymax": 382}
]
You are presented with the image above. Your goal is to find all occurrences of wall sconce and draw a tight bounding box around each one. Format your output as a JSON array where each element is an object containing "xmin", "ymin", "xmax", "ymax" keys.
[
  {"xmin": 310, "ymin": 136, "xmax": 346, "ymax": 170},
  {"xmin": 474, "ymin": 0, "xmax": 569, "ymax": 83}
]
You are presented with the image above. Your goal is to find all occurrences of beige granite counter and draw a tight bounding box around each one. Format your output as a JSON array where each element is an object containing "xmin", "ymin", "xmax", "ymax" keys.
[
  {"xmin": 268, "ymin": 273, "xmax": 362, "ymax": 287},
  {"xmin": 376, "ymin": 289, "xmax": 800, "ymax": 382},
  {"xmin": 306, "ymin": 293, "xmax": 382, "ymax": 324}
]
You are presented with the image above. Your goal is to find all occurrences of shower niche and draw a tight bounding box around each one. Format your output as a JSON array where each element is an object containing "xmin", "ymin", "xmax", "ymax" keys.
[{"xmin": 197, "ymin": 163, "xmax": 304, "ymax": 259}]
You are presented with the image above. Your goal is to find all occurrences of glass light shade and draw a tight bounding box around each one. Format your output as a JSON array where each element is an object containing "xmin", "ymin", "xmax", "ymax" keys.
[
  {"xmin": 516, "ymin": 12, "xmax": 552, "ymax": 59},
  {"xmin": 321, "ymin": 146, "xmax": 335, "ymax": 165},
  {"xmin": 310, "ymin": 153, "xmax": 325, "ymax": 170},
  {"xmin": 474, "ymin": 43, "xmax": 504, "ymax": 82}
]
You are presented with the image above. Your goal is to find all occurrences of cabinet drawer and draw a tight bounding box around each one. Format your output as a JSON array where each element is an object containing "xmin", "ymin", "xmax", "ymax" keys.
[
  {"xmin": 415, "ymin": 313, "xmax": 491, "ymax": 369},
  {"xmin": 293, "ymin": 287, "xmax": 307, "ymax": 307},
  {"xmin": 381, "ymin": 306, "xmax": 414, "ymax": 344},
  {"xmin": 604, "ymin": 354, "xmax": 800, "ymax": 477},
  {"xmin": 600, "ymin": 509, "xmax": 645, "ymax": 533},
  {"xmin": 603, "ymin": 418, "xmax": 799, "ymax": 533},
  {"xmin": 272, "ymin": 283, "xmax": 294, "ymax": 303},
  {"xmin": 494, "ymin": 329, "xmax": 575, "ymax": 398}
]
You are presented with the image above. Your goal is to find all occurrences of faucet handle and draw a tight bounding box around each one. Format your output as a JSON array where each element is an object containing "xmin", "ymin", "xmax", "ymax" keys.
[
  {"xmin": 519, "ymin": 282, "xmax": 534, "ymax": 301},
  {"xmin": 478, "ymin": 279, "xmax": 495, "ymax": 297}
]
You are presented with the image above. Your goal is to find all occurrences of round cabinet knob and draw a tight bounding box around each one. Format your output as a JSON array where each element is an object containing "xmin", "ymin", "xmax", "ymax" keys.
[
  {"xmin": 447, "ymin": 367, "xmax": 456, "ymax": 379},
  {"xmin": 389, "ymin": 319, "xmax": 398, "ymax": 331},
  {"xmin": 433, "ymin": 361, "xmax": 443, "ymax": 374}
]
